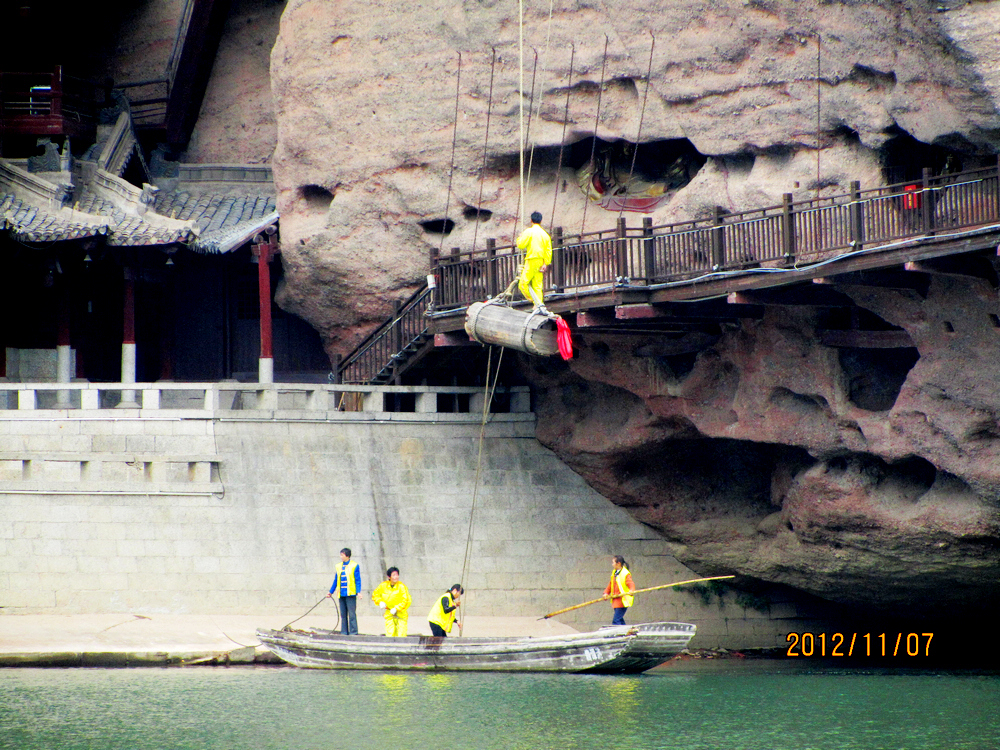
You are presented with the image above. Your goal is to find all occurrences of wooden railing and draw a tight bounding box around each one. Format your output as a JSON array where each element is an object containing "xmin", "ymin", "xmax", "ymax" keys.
[
  {"xmin": 338, "ymin": 285, "xmax": 434, "ymax": 384},
  {"xmin": 432, "ymin": 162, "xmax": 1000, "ymax": 309},
  {"xmin": 0, "ymin": 67, "xmax": 108, "ymax": 138}
]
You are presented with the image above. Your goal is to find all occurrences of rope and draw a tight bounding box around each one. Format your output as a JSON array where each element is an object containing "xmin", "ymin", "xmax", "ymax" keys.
[
  {"xmin": 281, "ymin": 596, "xmax": 339, "ymax": 631},
  {"xmin": 512, "ymin": 48, "xmax": 542, "ymax": 248},
  {"xmin": 439, "ymin": 53, "xmax": 462, "ymax": 258},
  {"xmin": 471, "ymin": 48, "xmax": 498, "ymax": 255},
  {"xmin": 518, "ymin": 0, "xmax": 525, "ymax": 228},
  {"xmin": 549, "ymin": 44, "xmax": 575, "ymax": 231},
  {"xmin": 580, "ymin": 35, "xmax": 610, "ymax": 236},
  {"xmin": 458, "ymin": 344, "xmax": 506, "ymax": 632},
  {"xmin": 616, "ymin": 33, "xmax": 656, "ymax": 224}
]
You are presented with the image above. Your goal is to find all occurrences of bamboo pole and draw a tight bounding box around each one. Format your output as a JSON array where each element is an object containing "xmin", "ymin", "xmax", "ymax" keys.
[{"xmin": 538, "ymin": 575, "xmax": 736, "ymax": 620}]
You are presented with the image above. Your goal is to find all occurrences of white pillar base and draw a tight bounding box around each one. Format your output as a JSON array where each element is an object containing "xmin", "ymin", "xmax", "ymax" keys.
[
  {"xmin": 56, "ymin": 344, "xmax": 72, "ymax": 406},
  {"xmin": 258, "ymin": 357, "xmax": 273, "ymax": 384},
  {"xmin": 118, "ymin": 342, "xmax": 139, "ymax": 408}
]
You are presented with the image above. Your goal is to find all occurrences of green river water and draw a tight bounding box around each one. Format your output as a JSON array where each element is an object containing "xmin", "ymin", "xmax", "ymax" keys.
[{"xmin": 1, "ymin": 663, "xmax": 997, "ymax": 750}]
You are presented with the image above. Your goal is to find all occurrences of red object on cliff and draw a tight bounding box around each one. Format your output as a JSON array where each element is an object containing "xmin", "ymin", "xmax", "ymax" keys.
[{"xmin": 556, "ymin": 317, "xmax": 574, "ymax": 360}]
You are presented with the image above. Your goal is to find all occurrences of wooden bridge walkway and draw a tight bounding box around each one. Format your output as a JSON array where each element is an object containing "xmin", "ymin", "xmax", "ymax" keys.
[{"xmin": 340, "ymin": 162, "xmax": 1000, "ymax": 384}]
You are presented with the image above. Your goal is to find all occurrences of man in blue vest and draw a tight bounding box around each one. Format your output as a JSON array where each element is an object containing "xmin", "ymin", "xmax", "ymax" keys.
[{"xmin": 327, "ymin": 547, "xmax": 363, "ymax": 635}]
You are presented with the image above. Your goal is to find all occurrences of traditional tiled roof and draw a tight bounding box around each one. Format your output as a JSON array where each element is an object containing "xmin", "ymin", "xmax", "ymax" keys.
[
  {"xmin": 0, "ymin": 114, "xmax": 278, "ymax": 253},
  {"xmin": 0, "ymin": 193, "xmax": 109, "ymax": 242}
]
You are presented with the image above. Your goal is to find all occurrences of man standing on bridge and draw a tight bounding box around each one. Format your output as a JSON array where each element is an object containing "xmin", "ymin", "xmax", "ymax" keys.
[{"xmin": 516, "ymin": 211, "xmax": 552, "ymax": 314}]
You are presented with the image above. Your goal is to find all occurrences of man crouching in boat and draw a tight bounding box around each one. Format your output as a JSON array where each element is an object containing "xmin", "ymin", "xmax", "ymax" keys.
[
  {"xmin": 602, "ymin": 555, "xmax": 635, "ymax": 626},
  {"xmin": 372, "ymin": 566, "xmax": 412, "ymax": 637},
  {"xmin": 427, "ymin": 584, "xmax": 464, "ymax": 637}
]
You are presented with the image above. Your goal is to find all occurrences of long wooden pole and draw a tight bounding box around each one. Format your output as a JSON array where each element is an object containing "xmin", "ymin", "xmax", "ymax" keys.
[{"xmin": 538, "ymin": 575, "xmax": 736, "ymax": 620}]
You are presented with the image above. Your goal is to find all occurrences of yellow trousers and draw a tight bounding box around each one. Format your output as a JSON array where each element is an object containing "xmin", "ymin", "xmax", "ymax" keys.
[
  {"xmin": 384, "ymin": 615, "xmax": 408, "ymax": 637},
  {"xmin": 518, "ymin": 258, "xmax": 545, "ymax": 306}
]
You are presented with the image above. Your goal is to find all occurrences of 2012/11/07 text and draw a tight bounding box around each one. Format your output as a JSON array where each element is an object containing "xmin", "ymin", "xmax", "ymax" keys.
[{"xmin": 785, "ymin": 632, "xmax": 933, "ymax": 657}]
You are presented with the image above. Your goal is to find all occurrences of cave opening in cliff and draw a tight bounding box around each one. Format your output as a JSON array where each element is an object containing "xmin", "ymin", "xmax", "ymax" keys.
[
  {"xmin": 880, "ymin": 127, "xmax": 994, "ymax": 184},
  {"xmin": 493, "ymin": 137, "xmax": 706, "ymax": 213},
  {"xmin": 298, "ymin": 184, "xmax": 334, "ymax": 212},
  {"xmin": 839, "ymin": 347, "xmax": 919, "ymax": 412},
  {"xmin": 418, "ymin": 218, "xmax": 456, "ymax": 235}
]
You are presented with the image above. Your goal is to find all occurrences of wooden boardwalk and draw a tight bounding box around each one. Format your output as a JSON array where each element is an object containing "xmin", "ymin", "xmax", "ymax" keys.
[{"xmin": 341, "ymin": 163, "xmax": 1000, "ymax": 384}]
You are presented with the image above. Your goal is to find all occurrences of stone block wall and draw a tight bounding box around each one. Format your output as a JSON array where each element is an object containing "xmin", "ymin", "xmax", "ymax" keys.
[{"xmin": 0, "ymin": 404, "xmax": 821, "ymax": 647}]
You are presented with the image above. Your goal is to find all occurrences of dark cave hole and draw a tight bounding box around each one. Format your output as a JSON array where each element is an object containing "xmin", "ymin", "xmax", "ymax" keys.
[
  {"xmin": 839, "ymin": 347, "xmax": 920, "ymax": 412},
  {"xmin": 890, "ymin": 454, "xmax": 938, "ymax": 489},
  {"xmin": 418, "ymin": 218, "xmax": 456, "ymax": 235},
  {"xmin": 880, "ymin": 126, "xmax": 995, "ymax": 185},
  {"xmin": 462, "ymin": 206, "xmax": 493, "ymax": 221},
  {"xmin": 298, "ymin": 184, "xmax": 334, "ymax": 211},
  {"xmin": 656, "ymin": 352, "xmax": 698, "ymax": 380},
  {"xmin": 492, "ymin": 136, "xmax": 707, "ymax": 191}
]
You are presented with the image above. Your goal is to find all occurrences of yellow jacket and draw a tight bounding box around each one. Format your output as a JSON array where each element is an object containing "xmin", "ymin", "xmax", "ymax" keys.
[
  {"xmin": 516, "ymin": 224, "xmax": 552, "ymax": 266},
  {"xmin": 427, "ymin": 591, "xmax": 459, "ymax": 633},
  {"xmin": 372, "ymin": 580, "xmax": 411, "ymax": 618}
]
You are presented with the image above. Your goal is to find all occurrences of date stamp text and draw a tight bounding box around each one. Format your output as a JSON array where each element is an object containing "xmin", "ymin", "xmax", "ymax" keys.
[{"xmin": 785, "ymin": 632, "xmax": 934, "ymax": 657}]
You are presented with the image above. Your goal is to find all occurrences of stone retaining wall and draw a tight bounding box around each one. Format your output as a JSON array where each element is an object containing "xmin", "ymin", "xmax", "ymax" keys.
[{"xmin": 0, "ymin": 386, "xmax": 829, "ymax": 647}]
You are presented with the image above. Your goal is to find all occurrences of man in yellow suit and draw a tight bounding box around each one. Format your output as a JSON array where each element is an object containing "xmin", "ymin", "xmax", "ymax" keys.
[
  {"xmin": 371, "ymin": 566, "xmax": 412, "ymax": 636},
  {"xmin": 516, "ymin": 211, "xmax": 552, "ymax": 314}
]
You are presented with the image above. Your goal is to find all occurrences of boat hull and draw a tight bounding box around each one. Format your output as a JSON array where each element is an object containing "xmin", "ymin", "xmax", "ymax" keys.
[{"xmin": 256, "ymin": 621, "xmax": 695, "ymax": 674}]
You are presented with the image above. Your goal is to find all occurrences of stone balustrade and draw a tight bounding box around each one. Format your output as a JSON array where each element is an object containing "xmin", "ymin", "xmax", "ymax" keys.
[{"xmin": 0, "ymin": 382, "xmax": 533, "ymax": 421}]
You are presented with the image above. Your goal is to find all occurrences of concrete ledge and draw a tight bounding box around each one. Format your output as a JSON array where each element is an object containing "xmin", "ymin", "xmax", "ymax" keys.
[{"xmin": 0, "ymin": 613, "xmax": 580, "ymax": 668}]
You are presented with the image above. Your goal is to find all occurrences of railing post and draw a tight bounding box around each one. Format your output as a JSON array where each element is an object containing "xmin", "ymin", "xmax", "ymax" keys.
[
  {"xmin": 330, "ymin": 353, "xmax": 342, "ymax": 384},
  {"xmin": 486, "ymin": 238, "xmax": 497, "ymax": 297},
  {"xmin": 428, "ymin": 245, "xmax": 439, "ymax": 308},
  {"xmin": 451, "ymin": 246, "xmax": 462, "ymax": 304},
  {"xmin": 849, "ymin": 181, "xmax": 864, "ymax": 250},
  {"xmin": 995, "ymin": 155, "xmax": 1000, "ymax": 221},
  {"xmin": 616, "ymin": 217, "xmax": 627, "ymax": 282},
  {"xmin": 922, "ymin": 167, "xmax": 934, "ymax": 235},
  {"xmin": 711, "ymin": 206, "xmax": 725, "ymax": 270},
  {"xmin": 393, "ymin": 300, "xmax": 402, "ymax": 354},
  {"xmin": 642, "ymin": 216, "xmax": 654, "ymax": 285},
  {"xmin": 781, "ymin": 193, "xmax": 796, "ymax": 266},
  {"xmin": 553, "ymin": 227, "xmax": 564, "ymax": 292}
]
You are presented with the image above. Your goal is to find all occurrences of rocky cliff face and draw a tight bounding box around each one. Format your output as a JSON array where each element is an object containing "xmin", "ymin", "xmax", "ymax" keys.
[
  {"xmin": 266, "ymin": 0, "xmax": 1000, "ymax": 614},
  {"xmin": 527, "ymin": 276, "xmax": 1000, "ymax": 615}
]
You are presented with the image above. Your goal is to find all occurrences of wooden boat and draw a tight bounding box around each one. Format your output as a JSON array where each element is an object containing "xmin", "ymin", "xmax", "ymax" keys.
[{"xmin": 256, "ymin": 621, "xmax": 695, "ymax": 674}]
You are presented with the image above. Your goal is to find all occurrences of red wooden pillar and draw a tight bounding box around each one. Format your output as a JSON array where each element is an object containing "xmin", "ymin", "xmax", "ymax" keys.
[
  {"xmin": 120, "ymin": 268, "xmax": 138, "ymax": 406},
  {"xmin": 253, "ymin": 228, "xmax": 278, "ymax": 383},
  {"xmin": 56, "ymin": 281, "xmax": 72, "ymax": 405}
]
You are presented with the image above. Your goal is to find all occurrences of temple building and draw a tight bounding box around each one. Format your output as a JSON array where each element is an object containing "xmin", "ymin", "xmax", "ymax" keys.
[{"xmin": 0, "ymin": 1, "xmax": 328, "ymax": 390}]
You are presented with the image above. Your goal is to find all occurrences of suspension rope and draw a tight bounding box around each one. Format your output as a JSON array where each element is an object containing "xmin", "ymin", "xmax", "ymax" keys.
[
  {"xmin": 580, "ymin": 35, "xmax": 610, "ymax": 236},
  {"xmin": 523, "ymin": 48, "xmax": 540, "ymax": 199},
  {"xmin": 525, "ymin": 0, "xmax": 557, "ymax": 201},
  {"xmin": 472, "ymin": 48, "xmax": 498, "ymax": 255},
  {"xmin": 458, "ymin": 344, "xmax": 506, "ymax": 631},
  {"xmin": 512, "ymin": 48, "xmax": 541, "ymax": 248},
  {"xmin": 616, "ymin": 33, "xmax": 656, "ymax": 224},
  {"xmin": 518, "ymin": 0, "xmax": 525, "ymax": 229},
  {"xmin": 439, "ymin": 53, "xmax": 462, "ymax": 258},
  {"xmin": 549, "ymin": 44, "xmax": 575, "ymax": 229}
]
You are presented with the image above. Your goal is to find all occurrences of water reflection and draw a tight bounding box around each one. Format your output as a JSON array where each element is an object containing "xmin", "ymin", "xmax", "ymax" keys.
[{"xmin": 0, "ymin": 667, "xmax": 997, "ymax": 750}]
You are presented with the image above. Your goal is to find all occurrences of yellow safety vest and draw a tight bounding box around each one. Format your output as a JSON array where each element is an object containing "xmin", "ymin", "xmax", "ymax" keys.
[
  {"xmin": 611, "ymin": 567, "xmax": 634, "ymax": 608},
  {"xmin": 334, "ymin": 560, "xmax": 361, "ymax": 597},
  {"xmin": 427, "ymin": 592, "xmax": 458, "ymax": 633}
]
